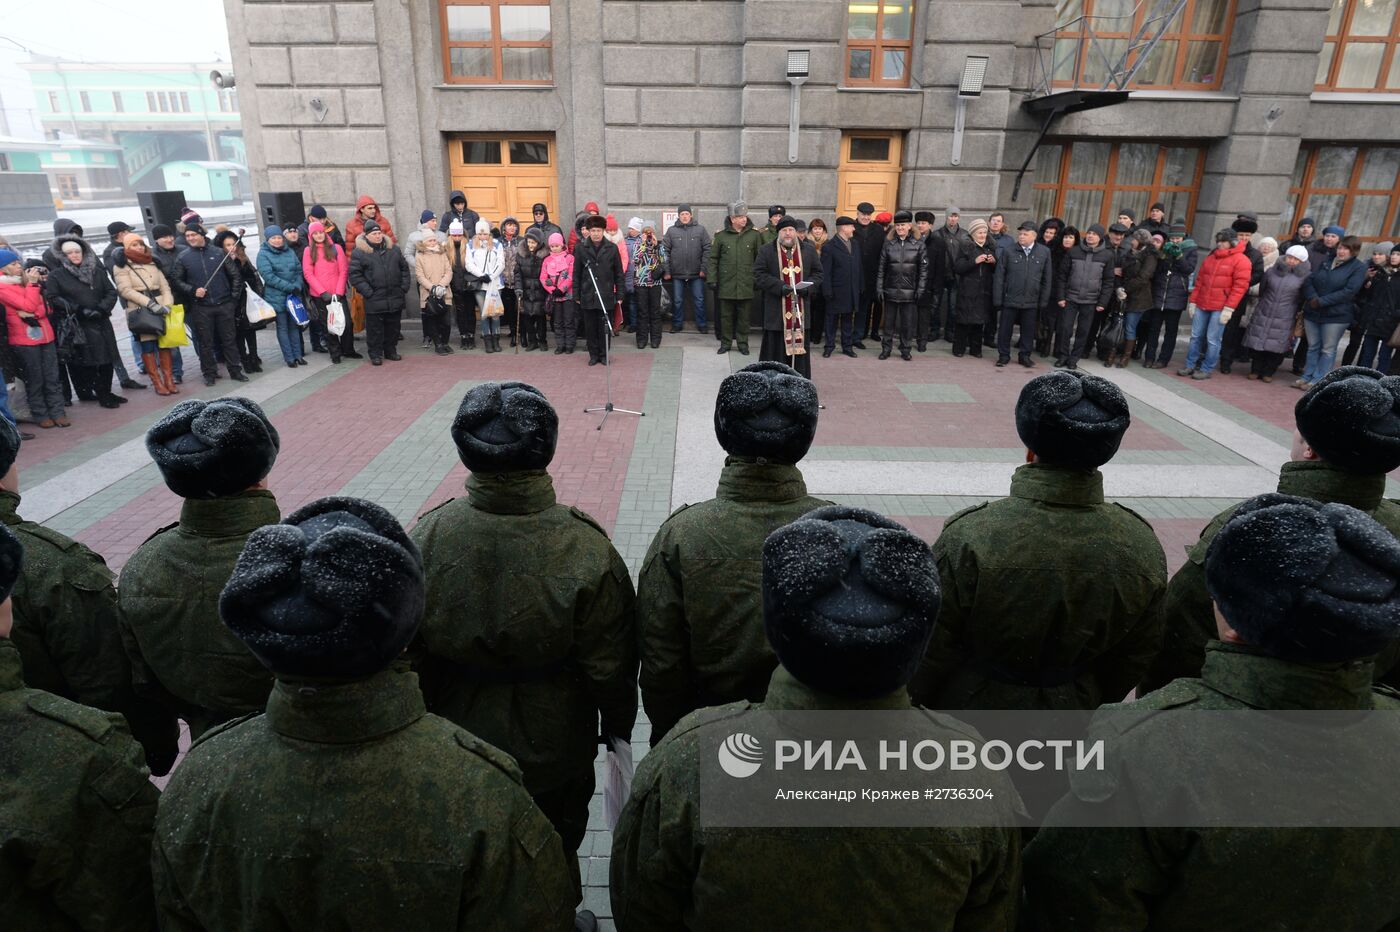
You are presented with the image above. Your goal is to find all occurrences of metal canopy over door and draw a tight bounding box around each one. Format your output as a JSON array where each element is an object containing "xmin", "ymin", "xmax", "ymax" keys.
[
  {"xmin": 836, "ymin": 131, "xmax": 904, "ymax": 215},
  {"xmin": 446, "ymin": 133, "xmax": 557, "ymax": 224}
]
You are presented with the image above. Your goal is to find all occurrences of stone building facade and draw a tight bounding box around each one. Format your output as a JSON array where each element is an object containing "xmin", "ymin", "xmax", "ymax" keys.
[{"xmin": 223, "ymin": 0, "xmax": 1400, "ymax": 243}]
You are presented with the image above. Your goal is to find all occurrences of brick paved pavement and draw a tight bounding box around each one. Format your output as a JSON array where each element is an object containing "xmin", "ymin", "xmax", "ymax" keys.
[{"xmin": 15, "ymin": 325, "xmax": 1386, "ymax": 929}]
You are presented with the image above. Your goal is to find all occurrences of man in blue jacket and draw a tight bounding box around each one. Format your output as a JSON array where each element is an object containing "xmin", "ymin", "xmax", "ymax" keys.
[
  {"xmin": 993, "ymin": 221, "xmax": 1053, "ymax": 368},
  {"xmin": 171, "ymin": 223, "xmax": 245, "ymax": 386},
  {"xmin": 1298, "ymin": 235, "xmax": 1369, "ymax": 388}
]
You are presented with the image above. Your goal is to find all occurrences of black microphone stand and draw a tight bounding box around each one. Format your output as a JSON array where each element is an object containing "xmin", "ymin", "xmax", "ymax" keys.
[{"xmin": 582, "ymin": 262, "xmax": 644, "ymax": 430}]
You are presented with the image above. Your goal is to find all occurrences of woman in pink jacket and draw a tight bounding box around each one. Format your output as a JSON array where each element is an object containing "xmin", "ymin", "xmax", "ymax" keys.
[
  {"xmin": 0, "ymin": 250, "xmax": 67, "ymax": 428},
  {"xmin": 541, "ymin": 232, "xmax": 576, "ymax": 355},
  {"xmin": 302, "ymin": 221, "xmax": 355, "ymax": 364}
]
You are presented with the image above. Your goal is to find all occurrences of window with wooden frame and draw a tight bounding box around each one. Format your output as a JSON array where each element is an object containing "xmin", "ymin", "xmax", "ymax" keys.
[
  {"xmin": 845, "ymin": 1, "xmax": 914, "ymax": 86},
  {"xmin": 1052, "ymin": 0, "xmax": 1233, "ymax": 89},
  {"xmin": 1032, "ymin": 140, "xmax": 1206, "ymax": 231},
  {"xmin": 1316, "ymin": 0, "xmax": 1400, "ymax": 91},
  {"xmin": 440, "ymin": 0, "xmax": 552, "ymax": 85},
  {"xmin": 1283, "ymin": 145, "xmax": 1400, "ymax": 241}
]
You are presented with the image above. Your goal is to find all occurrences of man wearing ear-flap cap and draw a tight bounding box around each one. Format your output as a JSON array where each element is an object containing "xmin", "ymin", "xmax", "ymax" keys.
[
  {"xmin": 1142, "ymin": 365, "xmax": 1400, "ymax": 693},
  {"xmin": 117, "ymin": 397, "xmax": 282, "ymax": 739},
  {"xmin": 613, "ymin": 506, "xmax": 1024, "ymax": 931},
  {"xmin": 0, "ymin": 522, "xmax": 162, "ymax": 932},
  {"xmin": 152, "ymin": 496, "xmax": 577, "ymax": 932},
  {"xmin": 411, "ymin": 381, "xmax": 636, "ymax": 897},
  {"xmin": 911, "ymin": 369, "xmax": 1167, "ymax": 711},
  {"xmin": 639, "ymin": 361, "xmax": 830, "ymax": 747},
  {"xmin": 1026, "ymin": 493, "xmax": 1400, "ymax": 931}
]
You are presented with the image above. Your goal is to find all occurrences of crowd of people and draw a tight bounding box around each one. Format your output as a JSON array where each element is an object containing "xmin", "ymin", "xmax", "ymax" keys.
[{"xmin": 5, "ymin": 350, "xmax": 1400, "ymax": 929}]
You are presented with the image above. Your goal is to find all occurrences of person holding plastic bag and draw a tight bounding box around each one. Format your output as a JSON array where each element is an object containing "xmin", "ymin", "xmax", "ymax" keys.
[
  {"xmin": 348, "ymin": 220, "xmax": 412, "ymax": 366},
  {"xmin": 256, "ymin": 225, "xmax": 306, "ymax": 369},
  {"xmin": 465, "ymin": 220, "xmax": 506, "ymax": 353},
  {"xmin": 111, "ymin": 234, "xmax": 177, "ymax": 397},
  {"xmin": 301, "ymin": 222, "xmax": 356, "ymax": 364},
  {"xmin": 214, "ymin": 230, "xmax": 266, "ymax": 374}
]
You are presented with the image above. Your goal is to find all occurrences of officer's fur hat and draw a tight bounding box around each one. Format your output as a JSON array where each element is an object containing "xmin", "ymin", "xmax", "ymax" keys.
[
  {"xmin": 714, "ymin": 362, "xmax": 819, "ymax": 465},
  {"xmin": 220, "ymin": 496, "xmax": 424, "ymax": 679},
  {"xmin": 450, "ymin": 381, "xmax": 558, "ymax": 473},
  {"xmin": 0, "ymin": 525, "xmax": 22, "ymax": 603},
  {"xmin": 0, "ymin": 417, "xmax": 19, "ymax": 478},
  {"xmin": 146, "ymin": 398, "xmax": 280, "ymax": 499},
  {"xmin": 1295, "ymin": 367, "xmax": 1400, "ymax": 475},
  {"xmin": 763, "ymin": 506, "xmax": 940, "ymax": 698},
  {"xmin": 1015, "ymin": 370, "xmax": 1130, "ymax": 469},
  {"xmin": 1206, "ymin": 493, "xmax": 1400, "ymax": 663}
]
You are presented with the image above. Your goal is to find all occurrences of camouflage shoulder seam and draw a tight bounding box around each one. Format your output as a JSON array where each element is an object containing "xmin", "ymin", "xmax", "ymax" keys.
[
  {"xmin": 1102, "ymin": 682, "xmax": 1203, "ymax": 725},
  {"xmin": 1109, "ymin": 501, "xmax": 1157, "ymax": 533},
  {"xmin": 567, "ymin": 506, "xmax": 609, "ymax": 538},
  {"xmin": 416, "ymin": 497, "xmax": 459, "ymax": 521},
  {"xmin": 138, "ymin": 521, "xmax": 181, "ymax": 547},
  {"xmin": 659, "ymin": 502, "xmax": 692, "ymax": 525},
  {"xmin": 25, "ymin": 691, "xmax": 117, "ymax": 742},
  {"xmin": 1371, "ymin": 683, "xmax": 1400, "ymax": 707},
  {"xmin": 662, "ymin": 701, "xmax": 757, "ymax": 745},
  {"xmin": 190, "ymin": 712, "xmax": 261, "ymax": 748},
  {"xmin": 915, "ymin": 708, "xmax": 989, "ymax": 743},
  {"xmin": 941, "ymin": 501, "xmax": 991, "ymax": 529},
  {"xmin": 453, "ymin": 730, "xmax": 526, "ymax": 782}
]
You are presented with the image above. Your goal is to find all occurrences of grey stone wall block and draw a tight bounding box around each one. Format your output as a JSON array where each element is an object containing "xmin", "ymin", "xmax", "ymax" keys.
[
  {"xmin": 1302, "ymin": 100, "xmax": 1400, "ymax": 143},
  {"xmin": 698, "ymin": 128, "xmax": 742, "ymax": 165},
  {"xmin": 601, "ymin": 2, "xmax": 639, "ymax": 43},
  {"xmin": 354, "ymin": 169, "xmax": 395, "ymax": 203},
  {"xmin": 739, "ymin": 128, "xmax": 839, "ymax": 168},
  {"xmin": 1232, "ymin": 52, "xmax": 1330, "ymax": 94},
  {"xmin": 1202, "ymin": 172, "xmax": 1294, "ymax": 218},
  {"xmin": 925, "ymin": 2, "xmax": 1035, "ymax": 44},
  {"xmin": 257, "ymin": 87, "xmax": 346, "ymax": 126},
  {"xmin": 301, "ymin": 128, "xmax": 389, "ymax": 164},
  {"xmin": 743, "ymin": 0, "xmax": 845, "ymax": 40},
  {"xmin": 640, "ymin": 167, "xmax": 738, "ymax": 206},
  {"xmin": 1231, "ymin": 95, "xmax": 1311, "ymax": 135},
  {"xmin": 606, "ymin": 127, "xmax": 695, "ymax": 164},
  {"xmin": 343, "ymin": 88, "xmax": 386, "ymax": 125},
  {"xmin": 1055, "ymin": 98, "xmax": 1236, "ymax": 137},
  {"xmin": 291, "ymin": 46, "xmax": 381, "ymax": 85},
  {"xmin": 605, "ymin": 87, "xmax": 639, "ymax": 125},
  {"xmin": 638, "ymin": 1, "xmax": 745, "ymax": 44},
  {"xmin": 431, "ymin": 88, "xmax": 566, "ymax": 132},
  {"xmin": 919, "ymin": 44, "xmax": 1016, "ymax": 90},
  {"xmin": 832, "ymin": 89, "xmax": 925, "ymax": 128},
  {"xmin": 1229, "ymin": 7, "xmax": 1330, "ymax": 55},
  {"xmin": 905, "ymin": 170, "xmax": 1000, "ymax": 214},
  {"xmin": 262, "ymin": 129, "xmax": 305, "ymax": 166},
  {"xmin": 907, "ymin": 129, "xmax": 1006, "ymax": 172},
  {"xmin": 740, "ymin": 43, "xmax": 840, "ymax": 86},
  {"xmin": 335, "ymin": 2, "xmax": 378, "ymax": 43},
  {"xmin": 605, "ymin": 46, "xmax": 697, "ymax": 84},
  {"xmin": 248, "ymin": 47, "xmax": 292, "ymax": 86},
  {"xmin": 742, "ymin": 169, "xmax": 840, "ymax": 208},
  {"xmin": 639, "ymin": 88, "xmax": 742, "ymax": 126},
  {"xmin": 606, "ymin": 167, "xmax": 640, "ymax": 204},
  {"xmin": 742, "ymin": 86, "xmax": 837, "ymax": 127},
  {"xmin": 1203, "ymin": 134, "xmax": 1301, "ymax": 177},
  {"xmin": 243, "ymin": 3, "xmax": 336, "ymax": 44},
  {"xmin": 697, "ymin": 46, "xmax": 747, "ymax": 86}
]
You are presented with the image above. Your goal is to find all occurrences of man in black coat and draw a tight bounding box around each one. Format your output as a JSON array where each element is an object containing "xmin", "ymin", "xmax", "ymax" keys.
[
  {"xmin": 851, "ymin": 202, "xmax": 884, "ymax": 347},
  {"xmin": 933, "ymin": 208, "xmax": 970, "ymax": 342},
  {"xmin": 574, "ymin": 215, "xmax": 622, "ymax": 366},
  {"xmin": 1053, "ymin": 224, "xmax": 1116, "ymax": 370},
  {"xmin": 913, "ymin": 211, "xmax": 945, "ymax": 352},
  {"xmin": 820, "ymin": 217, "xmax": 862, "ymax": 358},
  {"xmin": 171, "ymin": 223, "xmax": 245, "ymax": 386},
  {"xmin": 754, "ymin": 218, "xmax": 822, "ymax": 378},
  {"xmin": 348, "ymin": 220, "xmax": 412, "ymax": 365},
  {"xmin": 1218, "ymin": 212, "xmax": 1266, "ymax": 374},
  {"xmin": 876, "ymin": 210, "xmax": 928, "ymax": 361},
  {"xmin": 438, "ymin": 190, "xmax": 480, "ymax": 236},
  {"xmin": 993, "ymin": 221, "xmax": 1054, "ymax": 368},
  {"xmin": 525, "ymin": 203, "xmax": 564, "ymax": 245}
]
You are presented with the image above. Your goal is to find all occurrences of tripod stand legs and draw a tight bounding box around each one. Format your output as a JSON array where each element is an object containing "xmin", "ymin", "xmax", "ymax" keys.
[{"xmin": 584, "ymin": 309, "xmax": 644, "ymax": 430}]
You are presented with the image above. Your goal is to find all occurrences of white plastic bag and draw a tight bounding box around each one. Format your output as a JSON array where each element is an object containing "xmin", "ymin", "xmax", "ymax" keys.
[
  {"xmin": 602, "ymin": 737, "xmax": 634, "ymax": 832},
  {"xmin": 326, "ymin": 298, "xmax": 346, "ymax": 337},
  {"xmin": 245, "ymin": 289, "xmax": 277, "ymax": 324}
]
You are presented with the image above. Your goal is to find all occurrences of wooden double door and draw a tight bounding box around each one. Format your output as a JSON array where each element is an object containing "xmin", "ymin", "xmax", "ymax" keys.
[
  {"xmin": 835, "ymin": 131, "xmax": 904, "ymax": 216},
  {"xmin": 447, "ymin": 133, "xmax": 557, "ymax": 224}
]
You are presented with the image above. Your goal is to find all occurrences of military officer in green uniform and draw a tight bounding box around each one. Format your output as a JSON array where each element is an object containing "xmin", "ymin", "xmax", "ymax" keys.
[
  {"xmin": 638, "ymin": 360, "xmax": 828, "ymax": 746},
  {"xmin": 613, "ymin": 506, "xmax": 1024, "ymax": 930},
  {"xmin": 118, "ymin": 397, "xmax": 281, "ymax": 738},
  {"xmin": 1142, "ymin": 365, "xmax": 1400, "ymax": 692},
  {"xmin": 0, "ymin": 523, "xmax": 160, "ymax": 932},
  {"xmin": 708, "ymin": 201, "xmax": 765, "ymax": 355},
  {"xmin": 912, "ymin": 369, "xmax": 1167, "ymax": 710},
  {"xmin": 1025, "ymin": 493, "xmax": 1400, "ymax": 930},
  {"xmin": 411, "ymin": 381, "xmax": 636, "ymax": 893},
  {"xmin": 0, "ymin": 419, "xmax": 178, "ymax": 773},
  {"xmin": 153, "ymin": 496, "xmax": 577, "ymax": 931}
]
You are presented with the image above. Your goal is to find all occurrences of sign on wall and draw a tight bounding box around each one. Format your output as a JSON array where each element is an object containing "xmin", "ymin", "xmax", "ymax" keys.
[{"xmin": 662, "ymin": 210, "xmax": 678, "ymax": 234}]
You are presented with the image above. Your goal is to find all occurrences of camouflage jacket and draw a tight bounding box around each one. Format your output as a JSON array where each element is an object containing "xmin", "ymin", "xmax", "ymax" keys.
[
  {"xmin": 411, "ymin": 470, "xmax": 637, "ymax": 789},
  {"xmin": 912, "ymin": 463, "xmax": 1167, "ymax": 710},
  {"xmin": 152, "ymin": 664, "xmax": 576, "ymax": 931},
  {"xmin": 611, "ymin": 666, "xmax": 1024, "ymax": 931},
  {"xmin": 117, "ymin": 490, "xmax": 280, "ymax": 738},
  {"xmin": 1025, "ymin": 641, "xmax": 1400, "ymax": 930},
  {"xmin": 1, "ymin": 489, "xmax": 179, "ymax": 774},
  {"xmin": 0, "ymin": 638, "xmax": 159, "ymax": 932},
  {"xmin": 1141, "ymin": 460, "xmax": 1400, "ymax": 693},
  {"xmin": 637, "ymin": 457, "xmax": 829, "ymax": 745}
]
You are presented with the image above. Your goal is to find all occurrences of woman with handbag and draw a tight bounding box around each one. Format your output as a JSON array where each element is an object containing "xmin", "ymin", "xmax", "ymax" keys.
[
  {"xmin": 302, "ymin": 222, "xmax": 353, "ymax": 364},
  {"xmin": 414, "ymin": 231, "xmax": 454, "ymax": 356},
  {"xmin": 44, "ymin": 231, "xmax": 127, "ymax": 408},
  {"xmin": 447, "ymin": 220, "xmax": 476, "ymax": 350},
  {"xmin": 465, "ymin": 220, "xmax": 506, "ymax": 353},
  {"xmin": 0, "ymin": 249, "xmax": 68, "ymax": 426},
  {"xmin": 256, "ymin": 225, "xmax": 307, "ymax": 369},
  {"xmin": 1357, "ymin": 242, "xmax": 1400, "ymax": 372},
  {"xmin": 1243, "ymin": 244, "xmax": 1311, "ymax": 382},
  {"xmin": 112, "ymin": 234, "xmax": 177, "ymax": 397},
  {"xmin": 215, "ymin": 229, "xmax": 266, "ymax": 374}
]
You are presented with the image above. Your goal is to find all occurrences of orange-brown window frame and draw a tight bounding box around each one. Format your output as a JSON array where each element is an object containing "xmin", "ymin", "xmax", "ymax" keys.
[
  {"xmin": 1315, "ymin": 0, "xmax": 1400, "ymax": 91},
  {"xmin": 845, "ymin": 1, "xmax": 915, "ymax": 87},
  {"xmin": 1052, "ymin": 0, "xmax": 1235, "ymax": 90},
  {"xmin": 1033, "ymin": 140, "xmax": 1207, "ymax": 229},
  {"xmin": 439, "ymin": 0, "xmax": 553, "ymax": 86},
  {"xmin": 1285, "ymin": 145, "xmax": 1400, "ymax": 242}
]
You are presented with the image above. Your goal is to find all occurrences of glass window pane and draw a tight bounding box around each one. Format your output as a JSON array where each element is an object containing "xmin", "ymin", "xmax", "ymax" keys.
[
  {"xmin": 1160, "ymin": 190, "xmax": 1192, "ymax": 225},
  {"xmin": 1191, "ymin": 0, "xmax": 1231, "ymax": 34},
  {"xmin": 1389, "ymin": 47, "xmax": 1400, "ymax": 89},
  {"xmin": 1392, "ymin": 208, "xmax": 1400, "ymax": 239},
  {"xmin": 1053, "ymin": 38, "xmax": 1082, "ymax": 82},
  {"xmin": 1350, "ymin": 0, "xmax": 1397, "ymax": 35},
  {"xmin": 1034, "ymin": 187, "xmax": 1060, "ymax": 223},
  {"xmin": 461, "ymin": 140, "xmax": 502, "ymax": 163},
  {"xmin": 1316, "ymin": 41, "xmax": 1336, "ymax": 84},
  {"xmin": 881, "ymin": 48, "xmax": 908, "ymax": 80},
  {"xmin": 1348, "ymin": 194, "xmax": 1392, "ymax": 237},
  {"xmin": 450, "ymin": 45, "xmax": 494, "ymax": 79},
  {"xmin": 848, "ymin": 4, "xmax": 878, "ymax": 39},
  {"xmin": 1063, "ymin": 189, "xmax": 1105, "ymax": 231},
  {"xmin": 1326, "ymin": 0, "xmax": 1346, "ymax": 34},
  {"xmin": 1114, "ymin": 191, "xmax": 1151, "ymax": 223},
  {"xmin": 882, "ymin": 1, "xmax": 912, "ymax": 39},
  {"xmin": 1337, "ymin": 41, "xmax": 1384, "ymax": 87},
  {"xmin": 1067, "ymin": 141, "xmax": 1111, "ymax": 184},
  {"xmin": 1313, "ymin": 146, "xmax": 1359, "ymax": 188},
  {"xmin": 1132, "ymin": 41, "xmax": 1176, "ymax": 86},
  {"xmin": 500, "ymin": 5, "xmax": 551, "ymax": 42},
  {"xmin": 1081, "ymin": 38, "xmax": 1129, "ymax": 85},
  {"xmin": 1036, "ymin": 144, "xmax": 1064, "ymax": 180},
  {"xmin": 1180, "ymin": 40, "xmax": 1222, "ymax": 83},
  {"xmin": 1058, "ymin": 0, "xmax": 1084, "ymax": 27},
  {"xmin": 502, "ymin": 47, "xmax": 551, "ymax": 82},
  {"xmin": 446, "ymin": 5, "xmax": 492, "ymax": 42},
  {"xmin": 849, "ymin": 48, "xmax": 873, "ymax": 79},
  {"xmin": 1115, "ymin": 143, "xmax": 1158, "ymax": 186},
  {"xmin": 508, "ymin": 140, "xmax": 550, "ymax": 165},
  {"xmin": 1305, "ymin": 192, "xmax": 1347, "ymax": 225},
  {"xmin": 1359, "ymin": 148, "xmax": 1400, "ymax": 189},
  {"xmin": 1095, "ymin": 0, "xmax": 1137, "ymax": 24},
  {"xmin": 1162, "ymin": 147, "xmax": 1198, "ymax": 186},
  {"xmin": 851, "ymin": 137, "xmax": 892, "ymax": 161},
  {"xmin": 1291, "ymin": 148, "xmax": 1309, "ymax": 187}
]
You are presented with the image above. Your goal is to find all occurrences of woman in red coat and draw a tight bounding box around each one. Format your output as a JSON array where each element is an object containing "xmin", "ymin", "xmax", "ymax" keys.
[
  {"xmin": 1178, "ymin": 229, "xmax": 1251, "ymax": 380},
  {"xmin": 0, "ymin": 250, "xmax": 67, "ymax": 427}
]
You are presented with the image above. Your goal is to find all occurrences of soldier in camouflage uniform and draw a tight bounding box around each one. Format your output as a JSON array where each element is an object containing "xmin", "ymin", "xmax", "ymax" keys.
[
  {"xmin": 0, "ymin": 523, "xmax": 160, "ymax": 932},
  {"xmin": 1025, "ymin": 493, "xmax": 1400, "ymax": 929},
  {"xmin": 1141, "ymin": 366, "xmax": 1400, "ymax": 693},
  {"xmin": 0, "ymin": 419, "xmax": 178, "ymax": 774},
  {"xmin": 153, "ymin": 497, "xmax": 578, "ymax": 931},
  {"xmin": 118, "ymin": 398, "xmax": 281, "ymax": 739},
  {"xmin": 411, "ymin": 382, "xmax": 636, "ymax": 893},
  {"xmin": 911, "ymin": 369, "xmax": 1167, "ymax": 710},
  {"xmin": 613, "ymin": 506, "xmax": 1025, "ymax": 931},
  {"xmin": 638, "ymin": 360, "xmax": 828, "ymax": 745}
]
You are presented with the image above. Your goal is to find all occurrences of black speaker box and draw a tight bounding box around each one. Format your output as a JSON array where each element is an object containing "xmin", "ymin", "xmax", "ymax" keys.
[
  {"xmin": 138, "ymin": 190, "xmax": 188, "ymax": 232},
  {"xmin": 259, "ymin": 191, "xmax": 306, "ymax": 230}
]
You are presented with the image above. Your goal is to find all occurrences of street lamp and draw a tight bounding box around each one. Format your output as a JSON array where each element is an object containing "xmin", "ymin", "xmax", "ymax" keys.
[
  {"xmin": 787, "ymin": 49, "xmax": 810, "ymax": 164},
  {"xmin": 951, "ymin": 55, "xmax": 989, "ymax": 166}
]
